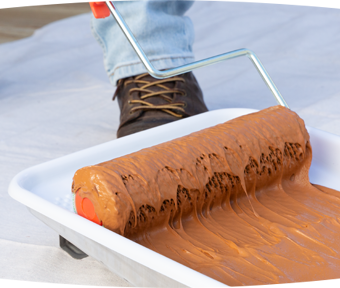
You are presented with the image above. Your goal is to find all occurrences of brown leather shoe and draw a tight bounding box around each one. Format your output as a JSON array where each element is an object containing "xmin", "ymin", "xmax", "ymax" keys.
[{"xmin": 113, "ymin": 72, "xmax": 208, "ymax": 138}]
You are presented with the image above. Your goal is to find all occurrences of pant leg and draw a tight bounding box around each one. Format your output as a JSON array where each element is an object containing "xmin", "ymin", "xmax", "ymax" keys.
[{"xmin": 91, "ymin": 0, "xmax": 195, "ymax": 85}]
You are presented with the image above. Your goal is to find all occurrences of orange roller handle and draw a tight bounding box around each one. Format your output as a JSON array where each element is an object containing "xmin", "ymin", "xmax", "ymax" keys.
[{"xmin": 89, "ymin": 2, "xmax": 111, "ymax": 19}]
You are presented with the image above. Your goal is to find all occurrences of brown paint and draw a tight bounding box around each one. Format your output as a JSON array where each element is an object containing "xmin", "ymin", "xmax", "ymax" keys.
[{"xmin": 72, "ymin": 106, "xmax": 340, "ymax": 286}]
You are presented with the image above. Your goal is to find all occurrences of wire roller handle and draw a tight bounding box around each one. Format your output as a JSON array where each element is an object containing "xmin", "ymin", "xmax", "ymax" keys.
[{"xmin": 89, "ymin": 1, "xmax": 289, "ymax": 108}]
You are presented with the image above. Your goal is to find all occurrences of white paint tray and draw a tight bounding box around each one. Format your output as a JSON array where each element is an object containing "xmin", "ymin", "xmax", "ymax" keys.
[{"xmin": 8, "ymin": 108, "xmax": 340, "ymax": 287}]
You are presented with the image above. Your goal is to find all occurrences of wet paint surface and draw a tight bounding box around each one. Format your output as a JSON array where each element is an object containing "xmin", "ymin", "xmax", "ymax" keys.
[{"xmin": 73, "ymin": 106, "xmax": 340, "ymax": 285}]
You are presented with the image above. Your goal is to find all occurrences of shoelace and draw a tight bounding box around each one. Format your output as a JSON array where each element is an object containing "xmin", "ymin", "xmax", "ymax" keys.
[{"xmin": 114, "ymin": 73, "xmax": 187, "ymax": 118}]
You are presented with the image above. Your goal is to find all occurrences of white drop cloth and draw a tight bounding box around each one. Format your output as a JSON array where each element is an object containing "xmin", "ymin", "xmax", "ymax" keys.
[{"xmin": 0, "ymin": 2, "xmax": 339, "ymax": 286}]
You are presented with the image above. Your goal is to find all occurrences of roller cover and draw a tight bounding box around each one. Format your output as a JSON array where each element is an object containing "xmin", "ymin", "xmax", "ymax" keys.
[{"xmin": 72, "ymin": 105, "xmax": 309, "ymax": 237}]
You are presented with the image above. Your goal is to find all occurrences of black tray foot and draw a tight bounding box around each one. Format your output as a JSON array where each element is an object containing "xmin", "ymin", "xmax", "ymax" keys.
[{"xmin": 59, "ymin": 235, "xmax": 88, "ymax": 259}]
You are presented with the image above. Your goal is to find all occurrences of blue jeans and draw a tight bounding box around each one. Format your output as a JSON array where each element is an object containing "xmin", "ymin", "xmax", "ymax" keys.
[{"xmin": 91, "ymin": 1, "xmax": 195, "ymax": 85}]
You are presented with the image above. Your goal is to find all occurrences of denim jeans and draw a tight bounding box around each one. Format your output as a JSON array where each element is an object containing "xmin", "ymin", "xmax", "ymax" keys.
[{"xmin": 91, "ymin": 1, "xmax": 195, "ymax": 85}]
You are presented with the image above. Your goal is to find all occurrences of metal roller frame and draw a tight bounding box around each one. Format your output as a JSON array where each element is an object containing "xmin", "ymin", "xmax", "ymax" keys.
[{"xmin": 105, "ymin": 1, "xmax": 289, "ymax": 108}]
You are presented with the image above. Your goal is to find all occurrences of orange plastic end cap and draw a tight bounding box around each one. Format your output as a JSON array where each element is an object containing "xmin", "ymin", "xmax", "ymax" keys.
[
  {"xmin": 75, "ymin": 191, "xmax": 102, "ymax": 225},
  {"xmin": 89, "ymin": 2, "xmax": 111, "ymax": 19}
]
